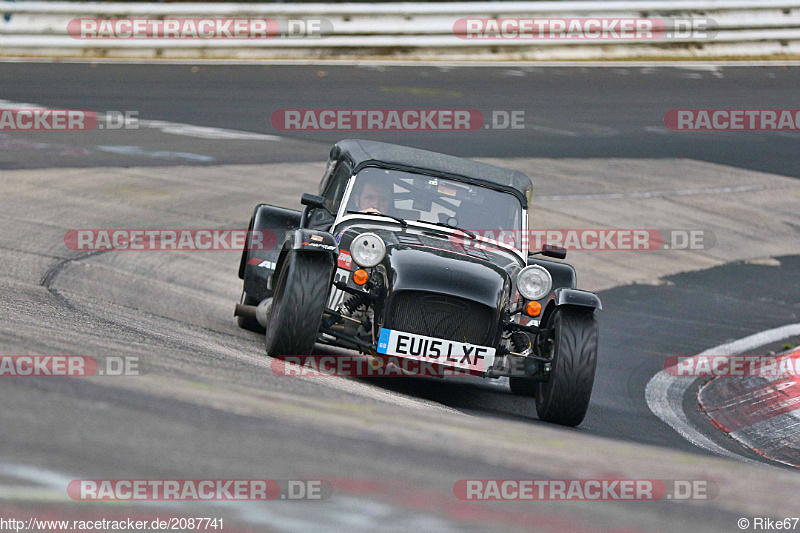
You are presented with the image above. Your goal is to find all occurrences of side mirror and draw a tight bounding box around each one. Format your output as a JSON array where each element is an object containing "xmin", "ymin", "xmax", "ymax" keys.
[
  {"xmin": 530, "ymin": 244, "xmax": 567, "ymax": 260},
  {"xmin": 301, "ymin": 193, "xmax": 326, "ymax": 209},
  {"xmin": 300, "ymin": 193, "xmax": 335, "ymax": 229}
]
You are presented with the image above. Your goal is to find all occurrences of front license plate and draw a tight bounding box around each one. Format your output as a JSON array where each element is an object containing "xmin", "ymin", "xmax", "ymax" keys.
[{"xmin": 377, "ymin": 328, "xmax": 495, "ymax": 373}]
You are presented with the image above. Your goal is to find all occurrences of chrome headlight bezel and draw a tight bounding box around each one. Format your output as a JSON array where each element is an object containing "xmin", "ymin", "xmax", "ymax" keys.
[
  {"xmin": 350, "ymin": 232, "xmax": 386, "ymax": 268},
  {"xmin": 516, "ymin": 265, "xmax": 552, "ymax": 301}
]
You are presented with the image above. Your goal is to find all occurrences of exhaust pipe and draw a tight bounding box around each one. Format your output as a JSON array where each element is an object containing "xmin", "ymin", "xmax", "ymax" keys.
[{"xmin": 234, "ymin": 298, "xmax": 273, "ymax": 328}]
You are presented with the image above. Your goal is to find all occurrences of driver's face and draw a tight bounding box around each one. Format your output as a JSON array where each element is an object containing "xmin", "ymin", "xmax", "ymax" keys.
[{"xmin": 355, "ymin": 182, "xmax": 391, "ymax": 213}]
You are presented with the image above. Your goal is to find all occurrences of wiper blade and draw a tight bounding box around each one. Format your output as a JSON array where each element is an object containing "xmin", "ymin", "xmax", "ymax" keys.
[
  {"xmin": 346, "ymin": 210, "xmax": 407, "ymax": 227},
  {"xmin": 415, "ymin": 220, "xmax": 476, "ymax": 240}
]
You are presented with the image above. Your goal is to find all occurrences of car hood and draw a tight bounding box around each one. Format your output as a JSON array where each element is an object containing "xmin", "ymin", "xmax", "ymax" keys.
[{"xmin": 337, "ymin": 222, "xmax": 522, "ymax": 308}]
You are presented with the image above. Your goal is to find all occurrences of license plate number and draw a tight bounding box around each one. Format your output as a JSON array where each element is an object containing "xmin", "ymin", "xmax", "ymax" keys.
[{"xmin": 377, "ymin": 328, "xmax": 495, "ymax": 372}]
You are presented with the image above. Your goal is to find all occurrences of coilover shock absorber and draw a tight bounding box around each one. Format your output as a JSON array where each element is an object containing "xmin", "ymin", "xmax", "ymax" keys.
[
  {"xmin": 510, "ymin": 331, "xmax": 533, "ymax": 355},
  {"xmin": 341, "ymin": 292, "xmax": 370, "ymax": 315}
]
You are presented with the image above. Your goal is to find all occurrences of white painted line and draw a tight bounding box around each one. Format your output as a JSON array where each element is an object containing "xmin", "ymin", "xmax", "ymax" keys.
[
  {"xmin": 696, "ymin": 325, "xmax": 800, "ymax": 358},
  {"xmin": 0, "ymin": 463, "xmax": 75, "ymax": 493},
  {"xmin": 0, "ymin": 99, "xmax": 281, "ymax": 142},
  {"xmin": 0, "ymin": 486, "xmax": 66, "ymax": 502},
  {"xmin": 3, "ymin": 58, "xmax": 800, "ymax": 68},
  {"xmin": 528, "ymin": 125, "xmax": 582, "ymax": 137},
  {"xmin": 137, "ymin": 119, "xmax": 281, "ymax": 141},
  {"xmin": 645, "ymin": 323, "xmax": 800, "ymax": 466},
  {"xmin": 645, "ymin": 370, "xmax": 752, "ymax": 462},
  {"xmin": 95, "ymin": 145, "xmax": 215, "ymax": 162},
  {"xmin": 535, "ymin": 184, "xmax": 799, "ymax": 202},
  {"xmin": 0, "ymin": 98, "xmax": 46, "ymax": 110}
]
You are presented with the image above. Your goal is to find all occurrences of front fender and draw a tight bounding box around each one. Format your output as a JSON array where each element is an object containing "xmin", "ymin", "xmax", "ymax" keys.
[
  {"xmin": 291, "ymin": 228, "xmax": 338, "ymax": 254},
  {"xmin": 551, "ymin": 288, "xmax": 602, "ymax": 310},
  {"xmin": 240, "ymin": 204, "xmax": 301, "ymax": 301},
  {"xmin": 270, "ymin": 229, "xmax": 338, "ymax": 291},
  {"xmin": 540, "ymin": 288, "xmax": 602, "ymax": 328}
]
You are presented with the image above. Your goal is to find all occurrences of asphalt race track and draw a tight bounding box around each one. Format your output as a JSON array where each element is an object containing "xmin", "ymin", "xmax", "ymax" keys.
[
  {"xmin": 3, "ymin": 63, "xmax": 800, "ymax": 177},
  {"xmin": 1, "ymin": 62, "xmax": 800, "ymax": 532}
]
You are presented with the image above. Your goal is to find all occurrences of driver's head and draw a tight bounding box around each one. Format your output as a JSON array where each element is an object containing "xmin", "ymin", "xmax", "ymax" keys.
[{"xmin": 354, "ymin": 180, "xmax": 392, "ymax": 214}]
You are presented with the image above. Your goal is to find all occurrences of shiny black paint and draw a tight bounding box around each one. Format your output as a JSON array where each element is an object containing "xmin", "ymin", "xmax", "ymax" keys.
[
  {"xmin": 526, "ymin": 257, "xmax": 578, "ymax": 313},
  {"xmin": 539, "ymin": 288, "xmax": 603, "ymax": 333},
  {"xmin": 334, "ymin": 219, "xmax": 521, "ymax": 346},
  {"xmin": 240, "ymin": 204, "xmax": 301, "ymax": 302}
]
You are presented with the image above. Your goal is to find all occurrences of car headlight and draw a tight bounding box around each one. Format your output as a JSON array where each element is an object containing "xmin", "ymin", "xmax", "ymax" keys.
[
  {"xmin": 517, "ymin": 265, "xmax": 552, "ymax": 300},
  {"xmin": 350, "ymin": 233, "xmax": 386, "ymax": 268}
]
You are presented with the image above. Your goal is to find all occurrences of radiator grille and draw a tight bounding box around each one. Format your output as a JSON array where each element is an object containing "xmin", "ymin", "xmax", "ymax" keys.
[{"xmin": 385, "ymin": 291, "xmax": 494, "ymax": 345}]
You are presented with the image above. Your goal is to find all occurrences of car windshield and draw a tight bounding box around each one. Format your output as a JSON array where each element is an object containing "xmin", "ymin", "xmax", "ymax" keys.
[{"xmin": 344, "ymin": 167, "xmax": 522, "ymax": 235}]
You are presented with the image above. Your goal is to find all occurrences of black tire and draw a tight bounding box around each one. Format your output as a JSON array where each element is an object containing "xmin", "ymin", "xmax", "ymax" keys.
[
  {"xmin": 264, "ymin": 251, "xmax": 332, "ymax": 356},
  {"xmin": 236, "ymin": 290, "xmax": 265, "ymax": 333},
  {"xmin": 534, "ymin": 307, "xmax": 598, "ymax": 427}
]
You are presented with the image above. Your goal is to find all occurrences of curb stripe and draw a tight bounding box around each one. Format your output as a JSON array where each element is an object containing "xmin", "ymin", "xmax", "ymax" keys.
[
  {"xmin": 698, "ymin": 348, "xmax": 800, "ymax": 466},
  {"xmin": 645, "ymin": 323, "xmax": 800, "ymax": 466}
]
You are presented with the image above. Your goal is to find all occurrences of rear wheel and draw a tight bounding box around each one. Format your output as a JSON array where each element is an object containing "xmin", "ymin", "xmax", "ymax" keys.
[
  {"xmin": 264, "ymin": 251, "xmax": 333, "ymax": 356},
  {"xmin": 236, "ymin": 290, "xmax": 264, "ymax": 333},
  {"xmin": 534, "ymin": 307, "xmax": 598, "ymax": 427}
]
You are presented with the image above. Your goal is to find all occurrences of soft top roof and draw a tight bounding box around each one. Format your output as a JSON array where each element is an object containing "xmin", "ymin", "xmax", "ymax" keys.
[{"xmin": 332, "ymin": 139, "xmax": 532, "ymax": 206}]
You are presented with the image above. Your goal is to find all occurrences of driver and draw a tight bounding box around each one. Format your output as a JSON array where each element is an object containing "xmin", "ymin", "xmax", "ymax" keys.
[{"xmin": 353, "ymin": 180, "xmax": 392, "ymax": 214}]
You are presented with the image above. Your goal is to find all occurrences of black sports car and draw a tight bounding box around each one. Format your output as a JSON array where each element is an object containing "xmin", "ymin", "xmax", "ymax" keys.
[{"xmin": 235, "ymin": 139, "xmax": 601, "ymax": 426}]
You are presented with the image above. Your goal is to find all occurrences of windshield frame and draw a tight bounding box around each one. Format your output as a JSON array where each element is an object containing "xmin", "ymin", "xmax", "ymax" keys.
[{"xmin": 333, "ymin": 166, "xmax": 528, "ymax": 259}]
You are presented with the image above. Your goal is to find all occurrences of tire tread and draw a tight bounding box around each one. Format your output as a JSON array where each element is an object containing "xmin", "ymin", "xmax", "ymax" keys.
[
  {"xmin": 264, "ymin": 251, "xmax": 332, "ymax": 356},
  {"xmin": 535, "ymin": 307, "xmax": 598, "ymax": 426}
]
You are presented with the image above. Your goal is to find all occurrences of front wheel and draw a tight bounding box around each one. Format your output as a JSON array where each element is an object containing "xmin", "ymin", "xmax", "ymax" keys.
[
  {"xmin": 534, "ymin": 307, "xmax": 598, "ymax": 427},
  {"xmin": 264, "ymin": 251, "xmax": 333, "ymax": 356}
]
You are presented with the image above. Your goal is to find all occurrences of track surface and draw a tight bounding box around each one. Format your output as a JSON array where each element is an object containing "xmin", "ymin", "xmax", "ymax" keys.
[
  {"xmin": 3, "ymin": 63, "xmax": 800, "ymax": 177},
  {"xmin": 2, "ymin": 63, "xmax": 800, "ymax": 531}
]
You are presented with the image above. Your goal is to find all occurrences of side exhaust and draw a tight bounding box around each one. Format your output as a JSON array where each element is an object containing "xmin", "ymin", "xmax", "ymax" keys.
[{"xmin": 234, "ymin": 298, "xmax": 273, "ymax": 328}]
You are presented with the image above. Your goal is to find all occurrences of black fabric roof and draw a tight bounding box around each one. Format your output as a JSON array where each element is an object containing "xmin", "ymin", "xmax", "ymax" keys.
[{"xmin": 333, "ymin": 139, "xmax": 532, "ymax": 202}]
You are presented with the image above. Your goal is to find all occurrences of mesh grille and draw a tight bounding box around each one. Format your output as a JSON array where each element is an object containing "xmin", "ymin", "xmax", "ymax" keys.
[{"xmin": 385, "ymin": 291, "xmax": 494, "ymax": 345}]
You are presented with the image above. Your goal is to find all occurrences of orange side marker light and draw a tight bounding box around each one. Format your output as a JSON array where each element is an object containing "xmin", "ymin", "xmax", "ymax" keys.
[
  {"xmin": 353, "ymin": 269, "xmax": 369, "ymax": 286},
  {"xmin": 525, "ymin": 301, "xmax": 542, "ymax": 317}
]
